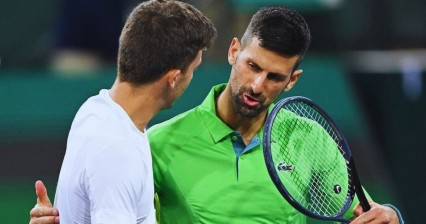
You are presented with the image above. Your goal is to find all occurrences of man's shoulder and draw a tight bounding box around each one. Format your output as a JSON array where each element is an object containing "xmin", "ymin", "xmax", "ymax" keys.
[{"xmin": 148, "ymin": 107, "xmax": 201, "ymax": 134}]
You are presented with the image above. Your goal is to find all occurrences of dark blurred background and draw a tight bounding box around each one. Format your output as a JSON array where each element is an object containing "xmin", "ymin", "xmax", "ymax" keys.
[{"xmin": 1, "ymin": 0, "xmax": 425, "ymax": 223}]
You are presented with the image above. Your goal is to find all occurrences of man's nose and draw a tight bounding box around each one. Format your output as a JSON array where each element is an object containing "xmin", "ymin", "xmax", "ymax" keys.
[{"xmin": 251, "ymin": 73, "xmax": 266, "ymax": 94}]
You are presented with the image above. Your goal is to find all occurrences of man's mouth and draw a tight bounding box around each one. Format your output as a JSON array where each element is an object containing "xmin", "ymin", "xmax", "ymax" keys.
[{"xmin": 243, "ymin": 94, "xmax": 260, "ymax": 107}]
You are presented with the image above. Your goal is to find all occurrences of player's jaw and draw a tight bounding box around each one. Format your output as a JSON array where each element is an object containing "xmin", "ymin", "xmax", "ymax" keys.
[
  {"xmin": 231, "ymin": 86, "xmax": 267, "ymax": 118},
  {"xmin": 162, "ymin": 51, "xmax": 202, "ymax": 109}
]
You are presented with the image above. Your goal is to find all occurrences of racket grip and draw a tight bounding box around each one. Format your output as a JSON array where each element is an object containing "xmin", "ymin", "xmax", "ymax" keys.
[
  {"xmin": 350, "ymin": 158, "xmax": 371, "ymax": 212},
  {"xmin": 360, "ymin": 198, "xmax": 371, "ymax": 212},
  {"xmin": 354, "ymin": 179, "xmax": 371, "ymax": 212}
]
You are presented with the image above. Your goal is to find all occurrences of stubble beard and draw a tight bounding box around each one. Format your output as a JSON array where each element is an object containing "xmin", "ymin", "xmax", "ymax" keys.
[{"xmin": 231, "ymin": 87, "xmax": 266, "ymax": 118}]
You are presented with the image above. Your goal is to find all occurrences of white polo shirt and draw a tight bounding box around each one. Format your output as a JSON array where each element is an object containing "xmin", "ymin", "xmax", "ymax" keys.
[{"xmin": 54, "ymin": 89, "xmax": 155, "ymax": 224}]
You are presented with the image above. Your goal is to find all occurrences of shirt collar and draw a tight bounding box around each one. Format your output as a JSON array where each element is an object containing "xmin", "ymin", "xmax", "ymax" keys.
[
  {"xmin": 199, "ymin": 84, "xmax": 234, "ymax": 143},
  {"xmin": 198, "ymin": 83, "xmax": 277, "ymax": 144}
]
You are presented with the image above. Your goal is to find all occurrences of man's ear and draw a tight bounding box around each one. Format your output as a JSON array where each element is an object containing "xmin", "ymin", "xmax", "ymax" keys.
[
  {"xmin": 228, "ymin": 37, "xmax": 240, "ymax": 65},
  {"xmin": 165, "ymin": 69, "xmax": 181, "ymax": 89},
  {"xmin": 284, "ymin": 69, "xmax": 303, "ymax": 92}
]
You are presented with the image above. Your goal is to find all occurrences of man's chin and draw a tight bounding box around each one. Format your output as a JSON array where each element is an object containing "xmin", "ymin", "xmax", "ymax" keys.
[
  {"xmin": 160, "ymin": 101, "xmax": 175, "ymax": 110},
  {"xmin": 238, "ymin": 106, "xmax": 264, "ymax": 118},
  {"xmin": 162, "ymin": 104, "xmax": 173, "ymax": 110}
]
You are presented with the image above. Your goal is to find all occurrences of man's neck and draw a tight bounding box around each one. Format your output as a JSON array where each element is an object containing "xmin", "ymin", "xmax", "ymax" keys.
[
  {"xmin": 109, "ymin": 78, "xmax": 163, "ymax": 132},
  {"xmin": 216, "ymin": 86, "xmax": 267, "ymax": 145}
]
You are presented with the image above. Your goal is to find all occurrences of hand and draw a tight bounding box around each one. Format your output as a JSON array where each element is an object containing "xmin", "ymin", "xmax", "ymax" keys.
[
  {"xmin": 350, "ymin": 202, "xmax": 399, "ymax": 224},
  {"xmin": 29, "ymin": 180, "xmax": 60, "ymax": 224}
]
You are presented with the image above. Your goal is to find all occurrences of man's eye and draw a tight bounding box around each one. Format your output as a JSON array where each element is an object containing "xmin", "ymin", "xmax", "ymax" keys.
[
  {"xmin": 248, "ymin": 63, "xmax": 259, "ymax": 71},
  {"xmin": 268, "ymin": 74, "xmax": 284, "ymax": 81}
]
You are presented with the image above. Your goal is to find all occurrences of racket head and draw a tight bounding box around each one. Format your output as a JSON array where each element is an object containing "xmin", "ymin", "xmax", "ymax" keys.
[{"xmin": 263, "ymin": 96, "xmax": 356, "ymax": 222}]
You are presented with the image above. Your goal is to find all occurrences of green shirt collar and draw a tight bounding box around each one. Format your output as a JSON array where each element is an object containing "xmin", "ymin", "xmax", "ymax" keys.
[
  {"xmin": 198, "ymin": 84, "xmax": 275, "ymax": 144},
  {"xmin": 198, "ymin": 84, "xmax": 234, "ymax": 143}
]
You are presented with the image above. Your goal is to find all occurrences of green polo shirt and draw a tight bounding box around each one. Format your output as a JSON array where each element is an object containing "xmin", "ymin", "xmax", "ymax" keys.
[{"xmin": 148, "ymin": 84, "xmax": 364, "ymax": 223}]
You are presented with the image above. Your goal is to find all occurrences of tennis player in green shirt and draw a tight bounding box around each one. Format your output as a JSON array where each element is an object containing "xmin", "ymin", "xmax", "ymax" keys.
[
  {"xmin": 147, "ymin": 6, "xmax": 402, "ymax": 224},
  {"xmin": 30, "ymin": 4, "xmax": 403, "ymax": 224}
]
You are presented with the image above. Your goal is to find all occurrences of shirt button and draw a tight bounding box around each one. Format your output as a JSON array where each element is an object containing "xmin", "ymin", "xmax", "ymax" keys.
[{"xmin": 231, "ymin": 136, "xmax": 238, "ymax": 141}]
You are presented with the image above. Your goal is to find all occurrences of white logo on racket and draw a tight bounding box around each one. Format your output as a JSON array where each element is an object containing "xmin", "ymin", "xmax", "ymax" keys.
[{"xmin": 277, "ymin": 161, "xmax": 294, "ymax": 172}]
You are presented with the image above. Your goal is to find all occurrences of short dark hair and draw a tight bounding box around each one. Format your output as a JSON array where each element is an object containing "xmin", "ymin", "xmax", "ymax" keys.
[
  {"xmin": 118, "ymin": 0, "xmax": 217, "ymax": 85},
  {"xmin": 241, "ymin": 6, "xmax": 311, "ymax": 68}
]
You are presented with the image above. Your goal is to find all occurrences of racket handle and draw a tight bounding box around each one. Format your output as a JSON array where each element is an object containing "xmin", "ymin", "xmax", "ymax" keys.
[
  {"xmin": 350, "ymin": 158, "xmax": 371, "ymax": 212},
  {"xmin": 359, "ymin": 196, "xmax": 371, "ymax": 212},
  {"xmin": 355, "ymin": 183, "xmax": 371, "ymax": 212}
]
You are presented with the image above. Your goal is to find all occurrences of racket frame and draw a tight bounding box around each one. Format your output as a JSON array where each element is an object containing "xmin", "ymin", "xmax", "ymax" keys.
[{"xmin": 263, "ymin": 96, "xmax": 371, "ymax": 222}]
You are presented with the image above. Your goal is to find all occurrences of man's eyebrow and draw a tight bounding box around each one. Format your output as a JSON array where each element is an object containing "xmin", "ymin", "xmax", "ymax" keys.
[
  {"xmin": 248, "ymin": 57, "xmax": 288, "ymax": 77},
  {"xmin": 258, "ymin": 63, "xmax": 287, "ymax": 77}
]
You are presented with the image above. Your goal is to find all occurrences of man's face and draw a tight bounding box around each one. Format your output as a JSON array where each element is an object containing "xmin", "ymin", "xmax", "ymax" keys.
[
  {"xmin": 166, "ymin": 50, "xmax": 203, "ymax": 108},
  {"xmin": 227, "ymin": 38, "xmax": 302, "ymax": 118}
]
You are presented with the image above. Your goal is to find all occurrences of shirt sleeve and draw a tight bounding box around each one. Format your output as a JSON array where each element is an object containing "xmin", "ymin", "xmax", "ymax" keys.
[
  {"xmin": 147, "ymin": 126, "xmax": 164, "ymax": 193},
  {"xmin": 383, "ymin": 204, "xmax": 405, "ymax": 224},
  {"xmin": 84, "ymin": 141, "xmax": 146, "ymax": 224}
]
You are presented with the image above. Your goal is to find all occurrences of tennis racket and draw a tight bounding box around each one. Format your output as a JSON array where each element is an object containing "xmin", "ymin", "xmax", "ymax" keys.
[{"xmin": 263, "ymin": 96, "xmax": 370, "ymax": 223}]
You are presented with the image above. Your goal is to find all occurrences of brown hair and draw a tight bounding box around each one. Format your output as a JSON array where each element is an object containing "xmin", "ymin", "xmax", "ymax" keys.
[
  {"xmin": 241, "ymin": 6, "xmax": 311, "ymax": 71},
  {"xmin": 118, "ymin": 0, "xmax": 217, "ymax": 85}
]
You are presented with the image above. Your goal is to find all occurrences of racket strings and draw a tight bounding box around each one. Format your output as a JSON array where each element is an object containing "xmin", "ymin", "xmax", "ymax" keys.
[{"xmin": 271, "ymin": 102, "xmax": 352, "ymax": 217}]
